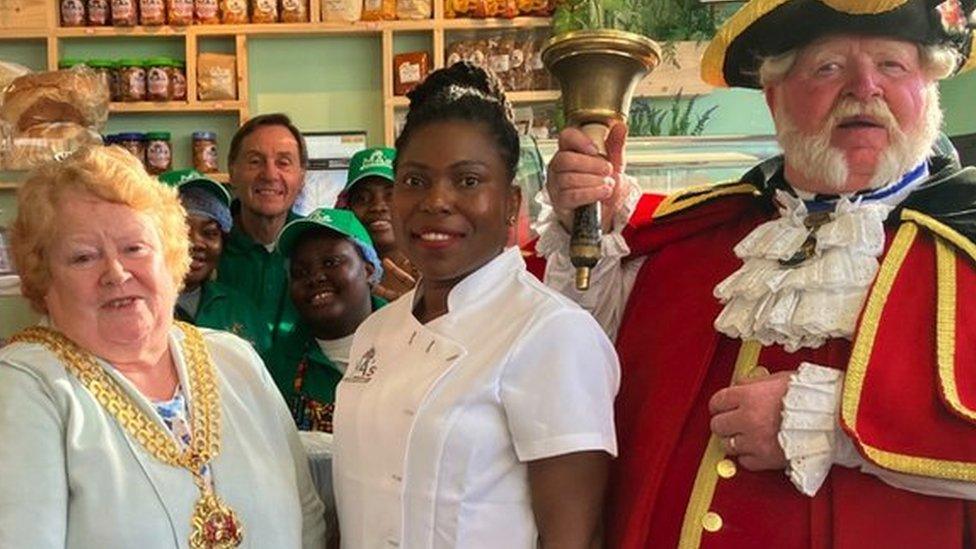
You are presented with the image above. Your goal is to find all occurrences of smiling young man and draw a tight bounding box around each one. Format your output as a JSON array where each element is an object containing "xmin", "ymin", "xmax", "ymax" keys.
[
  {"xmin": 218, "ymin": 113, "xmax": 307, "ymax": 347},
  {"xmin": 267, "ymin": 208, "xmax": 384, "ymax": 433},
  {"xmin": 537, "ymin": 0, "xmax": 976, "ymax": 547}
]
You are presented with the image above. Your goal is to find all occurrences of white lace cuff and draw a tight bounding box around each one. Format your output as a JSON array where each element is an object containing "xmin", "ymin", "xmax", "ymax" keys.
[
  {"xmin": 778, "ymin": 363, "xmax": 844, "ymax": 496},
  {"xmin": 532, "ymin": 176, "xmax": 642, "ymax": 260}
]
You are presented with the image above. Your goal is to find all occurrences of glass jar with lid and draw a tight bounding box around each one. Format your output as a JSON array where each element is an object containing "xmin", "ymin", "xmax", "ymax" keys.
[
  {"xmin": 168, "ymin": 0, "xmax": 194, "ymax": 24},
  {"xmin": 192, "ymin": 131, "xmax": 219, "ymax": 173},
  {"xmin": 140, "ymin": 0, "xmax": 166, "ymax": 25},
  {"xmin": 111, "ymin": 0, "xmax": 138, "ymax": 26},
  {"xmin": 114, "ymin": 132, "xmax": 148, "ymax": 166},
  {"xmin": 146, "ymin": 58, "xmax": 173, "ymax": 101},
  {"xmin": 61, "ymin": 0, "xmax": 87, "ymax": 26},
  {"xmin": 146, "ymin": 132, "xmax": 173, "ymax": 174},
  {"xmin": 118, "ymin": 59, "xmax": 147, "ymax": 102},
  {"xmin": 170, "ymin": 59, "xmax": 188, "ymax": 100},
  {"xmin": 87, "ymin": 59, "xmax": 115, "ymax": 99},
  {"xmin": 87, "ymin": 0, "xmax": 110, "ymax": 25}
]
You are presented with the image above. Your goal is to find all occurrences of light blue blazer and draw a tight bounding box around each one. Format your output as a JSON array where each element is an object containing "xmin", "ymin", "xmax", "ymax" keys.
[{"xmin": 0, "ymin": 326, "xmax": 327, "ymax": 548}]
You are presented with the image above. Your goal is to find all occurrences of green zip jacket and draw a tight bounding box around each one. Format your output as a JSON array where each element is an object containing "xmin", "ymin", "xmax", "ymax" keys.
[
  {"xmin": 175, "ymin": 280, "xmax": 271, "ymax": 357},
  {"xmin": 217, "ymin": 210, "xmax": 301, "ymax": 347},
  {"xmin": 266, "ymin": 296, "xmax": 385, "ymax": 432}
]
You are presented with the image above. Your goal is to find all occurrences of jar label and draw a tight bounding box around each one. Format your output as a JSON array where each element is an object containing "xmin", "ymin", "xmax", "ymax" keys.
[
  {"xmin": 195, "ymin": 139, "xmax": 219, "ymax": 171},
  {"xmin": 147, "ymin": 141, "xmax": 172, "ymax": 170},
  {"xmin": 399, "ymin": 62, "xmax": 421, "ymax": 84},
  {"xmin": 62, "ymin": 0, "xmax": 86, "ymax": 24},
  {"xmin": 142, "ymin": 0, "xmax": 164, "ymax": 17},
  {"xmin": 257, "ymin": 0, "xmax": 276, "ymax": 12},
  {"xmin": 112, "ymin": 0, "xmax": 133, "ymax": 18},
  {"xmin": 171, "ymin": 0, "xmax": 193, "ymax": 17},
  {"xmin": 282, "ymin": 0, "xmax": 300, "ymax": 10},
  {"xmin": 171, "ymin": 72, "xmax": 188, "ymax": 99},
  {"xmin": 196, "ymin": 0, "xmax": 218, "ymax": 17},
  {"xmin": 148, "ymin": 67, "xmax": 170, "ymax": 96},
  {"xmin": 88, "ymin": 0, "xmax": 109, "ymax": 22},
  {"xmin": 226, "ymin": 0, "xmax": 246, "ymax": 13},
  {"xmin": 128, "ymin": 69, "xmax": 146, "ymax": 97}
]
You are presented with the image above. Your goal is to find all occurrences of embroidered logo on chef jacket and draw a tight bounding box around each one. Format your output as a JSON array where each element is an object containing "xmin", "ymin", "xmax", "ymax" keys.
[{"xmin": 346, "ymin": 347, "xmax": 378, "ymax": 383}]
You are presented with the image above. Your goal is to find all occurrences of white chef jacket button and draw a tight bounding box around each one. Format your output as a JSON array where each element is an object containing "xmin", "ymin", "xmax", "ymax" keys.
[
  {"xmin": 392, "ymin": 474, "xmax": 403, "ymax": 482},
  {"xmin": 403, "ymin": 409, "xmax": 415, "ymax": 416},
  {"xmin": 386, "ymin": 538, "xmax": 399, "ymax": 547}
]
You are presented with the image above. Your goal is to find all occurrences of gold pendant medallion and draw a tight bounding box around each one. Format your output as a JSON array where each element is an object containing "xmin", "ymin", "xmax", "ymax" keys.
[{"xmin": 190, "ymin": 492, "xmax": 244, "ymax": 549}]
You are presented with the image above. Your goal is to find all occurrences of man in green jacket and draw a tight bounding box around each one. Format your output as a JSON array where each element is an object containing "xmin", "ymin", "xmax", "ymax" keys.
[
  {"xmin": 159, "ymin": 169, "xmax": 270, "ymax": 356},
  {"xmin": 268, "ymin": 208, "xmax": 384, "ymax": 432},
  {"xmin": 218, "ymin": 113, "xmax": 307, "ymax": 346}
]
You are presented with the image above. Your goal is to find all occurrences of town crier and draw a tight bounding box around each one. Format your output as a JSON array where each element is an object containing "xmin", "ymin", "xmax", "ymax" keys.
[{"xmin": 537, "ymin": 0, "xmax": 976, "ymax": 546}]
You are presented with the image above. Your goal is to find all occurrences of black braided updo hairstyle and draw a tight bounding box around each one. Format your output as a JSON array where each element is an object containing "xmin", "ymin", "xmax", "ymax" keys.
[{"xmin": 394, "ymin": 61, "xmax": 520, "ymax": 182}]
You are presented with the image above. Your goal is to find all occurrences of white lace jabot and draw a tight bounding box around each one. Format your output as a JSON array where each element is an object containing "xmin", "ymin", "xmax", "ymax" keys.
[{"xmin": 713, "ymin": 190, "xmax": 893, "ymax": 352}]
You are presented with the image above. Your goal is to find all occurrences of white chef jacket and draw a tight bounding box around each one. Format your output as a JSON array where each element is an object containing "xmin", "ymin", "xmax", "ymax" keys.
[{"xmin": 333, "ymin": 246, "xmax": 620, "ymax": 548}]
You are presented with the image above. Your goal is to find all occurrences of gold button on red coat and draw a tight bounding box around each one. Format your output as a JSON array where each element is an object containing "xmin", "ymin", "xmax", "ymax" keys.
[
  {"xmin": 717, "ymin": 458, "xmax": 737, "ymax": 479},
  {"xmin": 702, "ymin": 511, "xmax": 723, "ymax": 532}
]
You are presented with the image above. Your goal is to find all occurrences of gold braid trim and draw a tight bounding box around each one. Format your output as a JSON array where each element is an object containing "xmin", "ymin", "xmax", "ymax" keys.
[
  {"xmin": 843, "ymin": 221, "xmax": 976, "ymax": 481},
  {"xmin": 932, "ymin": 236, "xmax": 976, "ymax": 421},
  {"xmin": 652, "ymin": 182, "xmax": 759, "ymax": 220},
  {"xmin": 677, "ymin": 340, "xmax": 762, "ymax": 549},
  {"xmin": 904, "ymin": 209, "xmax": 976, "ymax": 422}
]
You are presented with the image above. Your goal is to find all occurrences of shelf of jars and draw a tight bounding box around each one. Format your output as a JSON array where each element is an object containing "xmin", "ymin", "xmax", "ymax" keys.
[{"xmin": 51, "ymin": 16, "xmax": 551, "ymax": 36}]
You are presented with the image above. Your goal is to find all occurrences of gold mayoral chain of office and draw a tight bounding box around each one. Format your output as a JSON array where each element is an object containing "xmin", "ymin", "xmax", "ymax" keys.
[{"xmin": 10, "ymin": 321, "xmax": 244, "ymax": 549}]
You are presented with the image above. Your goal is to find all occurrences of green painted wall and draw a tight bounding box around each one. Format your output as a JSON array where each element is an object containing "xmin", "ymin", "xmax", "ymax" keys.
[
  {"xmin": 248, "ymin": 36, "xmax": 385, "ymax": 144},
  {"xmin": 939, "ymin": 70, "xmax": 976, "ymax": 137}
]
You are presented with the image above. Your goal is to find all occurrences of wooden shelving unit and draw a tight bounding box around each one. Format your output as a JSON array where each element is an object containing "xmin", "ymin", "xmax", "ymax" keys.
[
  {"xmin": 2, "ymin": 0, "xmax": 558, "ymax": 159},
  {"xmin": 109, "ymin": 100, "xmax": 247, "ymax": 113}
]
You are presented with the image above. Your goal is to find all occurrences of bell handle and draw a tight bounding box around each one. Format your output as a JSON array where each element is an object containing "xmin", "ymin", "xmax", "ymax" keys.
[{"xmin": 580, "ymin": 122, "xmax": 610, "ymax": 157}]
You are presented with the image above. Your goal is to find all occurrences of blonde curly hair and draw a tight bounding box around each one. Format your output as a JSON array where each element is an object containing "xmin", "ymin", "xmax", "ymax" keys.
[{"xmin": 11, "ymin": 145, "xmax": 190, "ymax": 313}]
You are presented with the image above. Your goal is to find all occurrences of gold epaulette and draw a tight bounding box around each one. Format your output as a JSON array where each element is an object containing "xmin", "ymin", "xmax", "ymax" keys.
[{"xmin": 652, "ymin": 180, "xmax": 760, "ymax": 219}]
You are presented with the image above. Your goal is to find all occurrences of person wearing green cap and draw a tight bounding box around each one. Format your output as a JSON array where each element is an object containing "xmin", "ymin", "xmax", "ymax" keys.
[
  {"xmin": 265, "ymin": 207, "xmax": 385, "ymax": 433},
  {"xmin": 338, "ymin": 146, "xmax": 420, "ymax": 301},
  {"xmin": 159, "ymin": 169, "xmax": 270, "ymax": 357}
]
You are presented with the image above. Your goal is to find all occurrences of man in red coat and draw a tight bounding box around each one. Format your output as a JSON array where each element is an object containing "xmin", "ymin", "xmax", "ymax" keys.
[{"xmin": 538, "ymin": 0, "xmax": 976, "ymax": 546}]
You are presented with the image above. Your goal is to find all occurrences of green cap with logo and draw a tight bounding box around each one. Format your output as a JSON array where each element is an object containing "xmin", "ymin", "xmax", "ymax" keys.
[
  {"xmin": 158, "ymin": 168, "xmax": 232, "ymax": 206},
  {"xmin": 277, "ymin": 208, "xmax": 384, "ymax": 284},
  {"xmin": 345, "ymin": 147, "xmax": 395, "ymax": 191}
]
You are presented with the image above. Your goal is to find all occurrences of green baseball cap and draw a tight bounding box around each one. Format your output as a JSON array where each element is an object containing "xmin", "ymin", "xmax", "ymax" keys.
[
  {"xmin": 345, "ymin": 147, "xmax": 395, "ymax": 191},
  {"xmin": 158, "ymin": 168, "xmax": 232, "ymax": 207},
  {"xmin": 277, "ymin": 208, "xmax": 384, "ymax": 284}
]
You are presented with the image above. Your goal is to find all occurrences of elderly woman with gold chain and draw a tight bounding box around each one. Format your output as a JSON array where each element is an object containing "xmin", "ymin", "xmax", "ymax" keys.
[{"xmin": 0, "ymin": 146, "xmax": 326, "ymax": 548}]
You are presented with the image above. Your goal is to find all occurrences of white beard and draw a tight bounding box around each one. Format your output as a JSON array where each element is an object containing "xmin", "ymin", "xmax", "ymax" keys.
[{"xmin": 773, "ymin": 84, "xmax": 943, "ymax": 192}]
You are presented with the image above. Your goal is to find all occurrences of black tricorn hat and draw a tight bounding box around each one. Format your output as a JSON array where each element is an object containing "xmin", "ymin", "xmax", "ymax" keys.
[{"xmin": 701, "ymin": 0, "xmax": 976, "ymax": 88}]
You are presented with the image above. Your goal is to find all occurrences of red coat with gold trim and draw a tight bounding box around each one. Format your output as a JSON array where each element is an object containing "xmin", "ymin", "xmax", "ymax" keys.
[{"xmin": 608, "ymin": 156, "xmax": 976, "ymax": 548}]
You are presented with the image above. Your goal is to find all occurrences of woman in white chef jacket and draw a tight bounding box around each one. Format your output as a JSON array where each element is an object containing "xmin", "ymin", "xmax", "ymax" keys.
[{"xmin": 332, "ymin": 61, "xmax": 620, "ymax": 548}]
